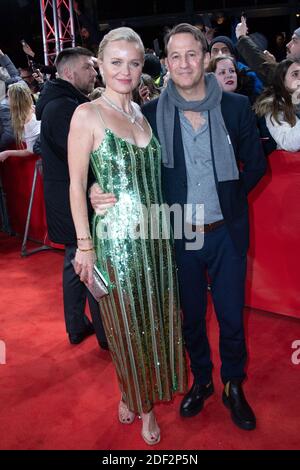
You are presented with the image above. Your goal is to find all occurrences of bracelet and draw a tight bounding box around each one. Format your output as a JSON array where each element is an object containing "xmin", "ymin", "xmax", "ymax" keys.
[
  {"xmin": 77, "ymin": 247, "xmax": 94, "ymax": 252},
  {"xmin": 77, "ymin": 236, "xmax": 92, "ymax": 241}
]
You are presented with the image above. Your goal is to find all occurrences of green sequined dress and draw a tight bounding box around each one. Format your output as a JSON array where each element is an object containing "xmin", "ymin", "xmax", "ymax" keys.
[{"xmin": 90, "ymin": 127, "xmax": 187, "ymax": 414}]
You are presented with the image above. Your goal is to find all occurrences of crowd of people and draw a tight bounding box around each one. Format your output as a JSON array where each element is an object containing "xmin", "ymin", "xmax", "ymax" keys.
[{"xmin": 1, "ymin": 12, "xmax": 300, "ymax": 447}]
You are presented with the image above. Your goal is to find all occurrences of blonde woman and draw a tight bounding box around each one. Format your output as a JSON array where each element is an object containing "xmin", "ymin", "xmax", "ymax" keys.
[
  {"xmin": 68, "ymin": 27, "xmax": 187, "ymax": 446},
  {"xmin": 0, "ymin": 82, "xmax": 40, "ymax": 161}
]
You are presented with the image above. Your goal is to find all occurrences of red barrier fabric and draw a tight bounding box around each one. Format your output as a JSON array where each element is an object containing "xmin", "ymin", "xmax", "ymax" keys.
[
  {"xmin": 1, "ymin": 154, "xmax": 48, "ymax": 241},
  {"xmin": 1, "ymin": 150, "xmax": 299, "ymax": 318},
  {"xmin": 246, "ymin": 150, "xmax": 300, "ymax": 318}
]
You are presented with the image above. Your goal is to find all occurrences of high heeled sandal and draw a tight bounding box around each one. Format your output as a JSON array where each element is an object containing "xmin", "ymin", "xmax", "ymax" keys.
[
  {"xmin": 141, "ymin": 428, "xmax": 161, "ymax": 445},
  {"xmin": 141, "ymin": 412, "xmax": 161, "ymax": 445},
  {"xmin": 118, "ymin": 400, "xmax": 135, "ymax": 424}
]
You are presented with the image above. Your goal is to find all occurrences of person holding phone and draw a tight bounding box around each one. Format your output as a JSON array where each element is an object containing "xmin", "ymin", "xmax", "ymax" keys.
[
  {"xmin": 134, "ymin": 73, "xmax": 160, "ymax": 105},
  {"xmin": 236, "ymin": 15, "xmax": 300, "ymax": 86},
  {"xmin": 21, "ymin": 40, "xmax": 56, "ymax": 80}
]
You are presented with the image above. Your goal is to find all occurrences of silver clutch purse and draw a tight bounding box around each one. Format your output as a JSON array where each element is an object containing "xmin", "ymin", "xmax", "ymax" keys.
[
  {"xmin": 89, "ymin": 264, "xmax": 109, "ymax": 301},
  {"xmin": 72, "ymin": 260, "xmax": 109, "ymax": 301}
]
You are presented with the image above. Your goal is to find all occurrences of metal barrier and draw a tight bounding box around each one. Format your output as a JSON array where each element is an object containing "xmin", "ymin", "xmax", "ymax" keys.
[{"xmin": 20, "ymin": 158, "xmax": 53, "ymax": 257}]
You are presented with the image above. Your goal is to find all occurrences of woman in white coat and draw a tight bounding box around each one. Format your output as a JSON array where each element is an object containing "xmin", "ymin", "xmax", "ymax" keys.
[{"xmin": 254, "ymin": 58, "xmax": 300, "ymax": 152}]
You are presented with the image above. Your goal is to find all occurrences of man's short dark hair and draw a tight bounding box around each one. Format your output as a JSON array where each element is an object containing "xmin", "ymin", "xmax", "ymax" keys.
[
  {"xmin": 55, "ymin": 46, "xmax": 93, "ymax": 74},
  {"xmin": 164, "ymin": 23, "xmax": 208, "ymax": 56}
]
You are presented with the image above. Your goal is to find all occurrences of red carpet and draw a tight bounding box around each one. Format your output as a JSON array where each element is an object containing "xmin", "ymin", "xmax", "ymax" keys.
[{"xmin": 0, "ymin": 232, "xmax": 300, "ymax": 450}]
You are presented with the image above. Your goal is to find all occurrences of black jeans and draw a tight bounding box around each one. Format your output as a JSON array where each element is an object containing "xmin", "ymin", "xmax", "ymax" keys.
[{"xmin": 63, "ymin": 244, "xmax": 107, "ymax": 344}]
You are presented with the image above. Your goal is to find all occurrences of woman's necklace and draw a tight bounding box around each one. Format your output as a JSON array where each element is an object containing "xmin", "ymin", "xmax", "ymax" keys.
[{"xmin": 101, "ymin": 94, "xmax": 144, "ymax": 132}]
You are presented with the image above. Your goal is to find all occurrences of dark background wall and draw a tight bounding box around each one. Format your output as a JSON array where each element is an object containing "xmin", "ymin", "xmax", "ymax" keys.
[{"xmin": 0, "ymin": 0, "xmax": 299, "ymax": 66}]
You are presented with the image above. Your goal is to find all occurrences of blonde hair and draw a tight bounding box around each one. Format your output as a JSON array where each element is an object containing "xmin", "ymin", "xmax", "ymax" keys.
[
  {"xmin": 98, "ymin": 27, "xmax": 144, "ymax": 61},
  {"xmin": 8, "ymin": 82, "xmax": 33, "ymax": 147}
]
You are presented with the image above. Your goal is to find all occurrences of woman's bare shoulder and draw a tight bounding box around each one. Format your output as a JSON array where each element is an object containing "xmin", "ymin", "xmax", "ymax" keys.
[
  {"xmin": 76, "ymin": 99, "xmax": 107, "ymax": 120},
  {"xmin": 76, "ymin": 99, "xmax": 107, "ymax": 148},
  {"xmin": 71, "ymin": 101, "xmax": 104, "ymax": 132},
  {"xmin": 73, "ymin": 101, "xmax": 95, "ymax": 119}
]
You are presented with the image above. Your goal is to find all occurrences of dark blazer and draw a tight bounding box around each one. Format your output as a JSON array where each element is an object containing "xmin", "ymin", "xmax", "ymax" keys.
[{"xmin": 143, "ymin": 91, "xmax": 266, "ymax": 256}]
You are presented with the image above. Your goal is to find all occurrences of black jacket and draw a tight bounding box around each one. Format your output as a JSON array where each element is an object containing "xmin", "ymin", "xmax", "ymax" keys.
[
  {"xmin": 0, "ymin": 102, "xmax": 15, "ymax": 151},
  {"xmin": 36, "ymin": 78, "xmax": 92, "ymax": 244},
  {"xmin": 143, "ymin": 92, "xmax": 266, "ymax": 256},
  {"xmin": 236, "ymin": 36, "xmax": 276, "ymax": 86}
]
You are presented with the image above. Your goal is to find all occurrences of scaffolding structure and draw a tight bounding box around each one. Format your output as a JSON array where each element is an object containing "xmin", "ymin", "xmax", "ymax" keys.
[{"xmin": 39, "ymin": 0, "xmax": 75, "ymax": 65}]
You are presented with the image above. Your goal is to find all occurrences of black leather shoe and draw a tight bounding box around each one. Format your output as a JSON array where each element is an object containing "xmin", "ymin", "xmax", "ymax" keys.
[
  {"xmin": 68, "ymin": 323, "xmax": 95, "ymax": 345},
  {"xmin": 180, "ymin": 381, "xmax": 214, "ymax": 417},
  {"xmin": 222, "ymin": 381, "xmax": 256, "ymax": 431}
]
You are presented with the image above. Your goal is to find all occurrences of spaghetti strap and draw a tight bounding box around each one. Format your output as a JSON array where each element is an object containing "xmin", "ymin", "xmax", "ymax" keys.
[
  {"xmin": 93, "ymin": 104, "xmax": 106, "ymax": 129},
  {"xmin": 143, "ymin": 115, "xmax": 153, "ymax": 137},
  {"xmin": 131, "ymin": 101, "xmax": 153, "ymax": 139}
]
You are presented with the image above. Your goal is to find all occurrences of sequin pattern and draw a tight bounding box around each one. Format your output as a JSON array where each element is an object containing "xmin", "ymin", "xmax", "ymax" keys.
[{"xmin": 90, "ymin": 128, "xmax": 187, "ymax": 414}]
